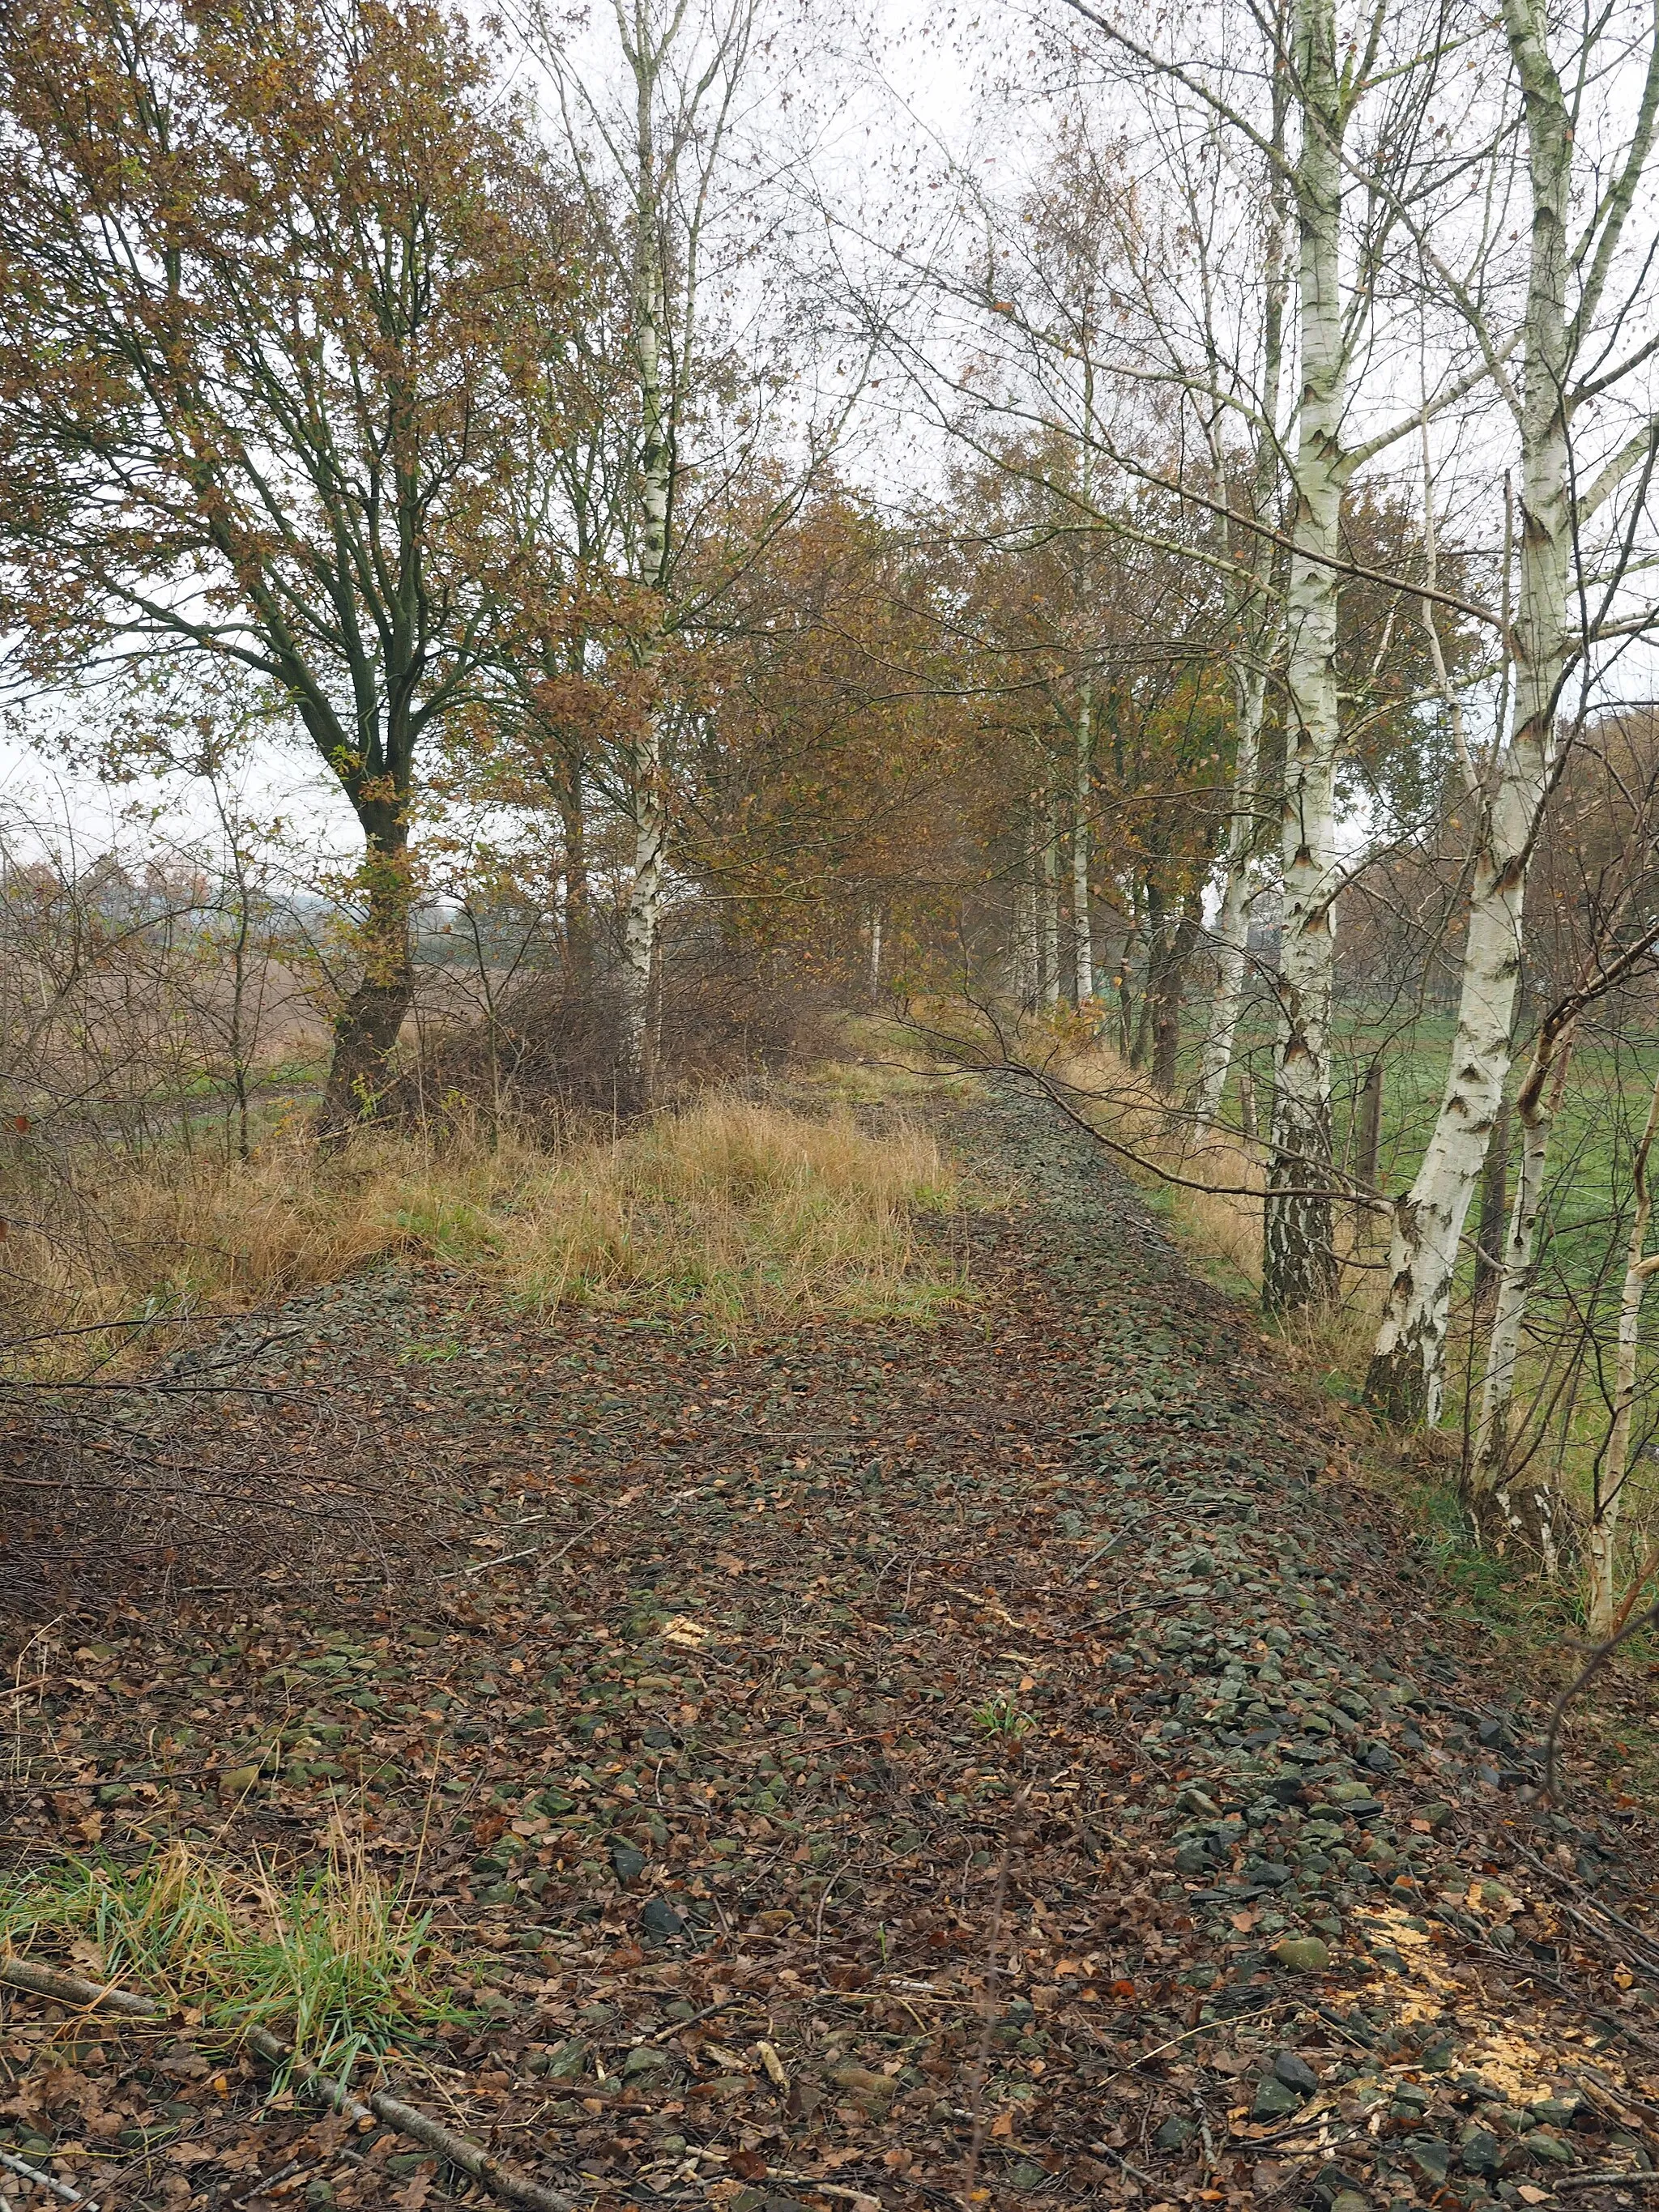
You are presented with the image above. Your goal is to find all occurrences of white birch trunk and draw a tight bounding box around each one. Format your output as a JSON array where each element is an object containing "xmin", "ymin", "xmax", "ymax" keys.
[
  {"xmin": 618, "ymin": 87, "xmax": 673, "ymax": 1100},
  {"xmin": 1363, "ymin": 0, "xmax": 1571, "ymax": 1417},
  {"xmin": 1194, "ymin": 658, "xmax": 1267, "ymax": 1129},
  {"xmin": 1589, "ymin": 1069, "xmax": 1659, "ymax": 1636},
  {"xmin": 1264, "ymin": 0, "xmax": 1345, "ymax": 1313},
  {"xmin": 1040, "ymin": 794, "xmax": 1061, "ymax": 1011},
  {"xmin": 1013, "ymin": 840, "xmax": 1038, "ymax": 1009},
  {"xmin": 868, "ymin": 906, "xmax": 882, "ymax": 1004},
  {"xmin": 1195, "ymin": 81, "xmax": 1287, "ymax": 1135},
  {"xmin": 1073, "ymin": 682, "xmax": 1095, "ymax": 1008},
  {"xmin": 1469, "ymin": 1028, "xmax": 1574, "ymax": 1566}
]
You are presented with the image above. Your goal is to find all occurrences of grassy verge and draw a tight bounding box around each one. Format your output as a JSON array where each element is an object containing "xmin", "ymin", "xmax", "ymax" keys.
[
  {"xmin": 0, "ymin": 1093, "xmax": 972, "ymax": 1375},
  {"xmin": 0, "ymin": 1832, "xmax": 451, "ymax": 2072}
]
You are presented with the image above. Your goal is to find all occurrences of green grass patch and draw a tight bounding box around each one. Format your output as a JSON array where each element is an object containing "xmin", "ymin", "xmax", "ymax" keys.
[{"xmin": 0, "ymin": 1835, "xmax": 455, "ymax": 2074}]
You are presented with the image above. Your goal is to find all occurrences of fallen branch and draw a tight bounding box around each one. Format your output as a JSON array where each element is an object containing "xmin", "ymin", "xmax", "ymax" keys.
[
  {"xmin": 0, "ymin": 1958, "xmax": 578, "ymax": 2212},
  {"xmin": 441, "ymin": 1486, "xmax": 643, "ymax": 1579},
  {"xmin": 0, "ymin": 2144, "xmax": 94, "ymax": 2207}
]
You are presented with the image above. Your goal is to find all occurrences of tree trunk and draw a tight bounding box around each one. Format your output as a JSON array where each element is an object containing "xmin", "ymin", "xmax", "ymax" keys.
[
  {"xmin": 1356, "ymin": 1055, "xmax": 1384, "ymax": 1189},
  {"xmin": 1474, "ymin": 1097, "xmax": 1511, "ymax": 1310},
  {"xmin": 1194, "ymin": 75, "xmax": 1286, "ymax": 1132},
  {"xmin": 561, "ymin": 757, "xmax": 592, "ymax": 986},
  {"xmin": 1363, "ymin": 0, "xmax": 1572, "ymax": 1421},
  {"xmin": 868, "ymin": 906, "xmax": 883, "ymax": 1004},
  {"xmin": 1264, "ymin": 0, "xmax": 1345, "ymax": 1315},
  {"xmin": 1468, "ymin": 1036, "xmax": 1573, "ymax": 1565},
  {"xmin": 1073, "ymin": 682, "xmax": 1095, "ymax": 1008},
  {"xmin": 1194, "ymin": 658, "xmax": 1268, "ymax": 1128},
  {"xmin": 1132, "ymin": 880, "xmax": 1163, "ymax": 1069},
  {"xmin": 619, "ymin": 739, "xmax": 665, "ymax": 1104},
  {"xmin": 619, "ymin": 87, "xmax": 674, "ymax": 1107},
  {"xmin": 1039, "ymin": 794, "xmax": 1061, "ymax": 1010},
  {"xmin": 320, "ymin": 817, "xmax": 414, "ymax": 1136},
  {"xmin": 1239, "ymin": 1069, "xmax": 1257, "ymax": 1144},
  {"xmin": 1117, "ymin": 899, "xmax": 1140, "ymax": 1055},
  {"xmin": 1587, "ymin": 1068, "xmax": 1659, "ymax": 1635},
  {"xmin": 1150, "ymin": 900, "xmax": 1197, "ymax": 1099},
  {"xmin": 1013, "ymin": 834, "xmax": 1038, "ymax": 1009}
]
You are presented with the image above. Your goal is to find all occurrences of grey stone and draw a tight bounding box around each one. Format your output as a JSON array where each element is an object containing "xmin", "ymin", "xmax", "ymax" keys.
[
  {"xmin": 624, "ymin": 2044, "xmax": 673, "ymax": 2077},
  {"xmin": 1253, "ymin": 2076, "xmax": 1304, "ymax": 2119},
  {"xmin": 1520, "ymin": 2131, "xmax": 1575, "ymax": 2165},
  {"xmin": 1405, "ymin": 2139, "xmax": 1451, "ymax": 2184},
  {"xmin": 1273, "ymin": 2050, "xmax": 1320, "ymax": 2095},
  {"xmin": 1154, "ymin": 2116, "xmax": 1196, "ymax": 2150},
  {"xmin": 611, "ymin": 1842, "xmax": 649, "ymax": 1883},
  {"xmin": 1460, "ymin": 2126, "xmax": 1500, "ymax": 2174},
  {"xmin": 1312, "ymin": 2171, "xmax": 1368, "ymax": 2211},
  {"xmin": 639, "ymin": 1895, "xmax": 685, "ymax": 1941}
]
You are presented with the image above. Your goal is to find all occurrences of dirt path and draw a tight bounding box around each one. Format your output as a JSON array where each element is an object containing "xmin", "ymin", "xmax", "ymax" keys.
[{"xmin": 4, "ymin": 1089, "xmax": 1659, "ymax": 2212}]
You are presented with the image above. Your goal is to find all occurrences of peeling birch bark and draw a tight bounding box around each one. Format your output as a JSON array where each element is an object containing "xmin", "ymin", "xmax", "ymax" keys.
[
  {"xmin": 1363, "ymin": 0, "xmax": 1572, "ymax": 1418},
  {"xmin": 1194, "ymin": 658, "xmax": 1267, "ymax": 1130},
  {"xmin": 1365, "ymin": 0, "xmax": 1659, "ymax": 1423},
  {"xmin": 1264, "ymin": 0, "xmax": 1344, "ymax": 1313}
]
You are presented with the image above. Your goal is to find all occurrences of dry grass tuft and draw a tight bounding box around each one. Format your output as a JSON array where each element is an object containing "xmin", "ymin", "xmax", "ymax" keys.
[
  {"xmin": 497, "ymin": 1097, "xmax": 966, "ymax": 1325},
  {"xmin": 1, "ymin": 1095, "xmax": 968, "ymax": 1372},
  {"xmin": 0, "ymin": 1829, "xmax": 448, "ymax": 2070}
]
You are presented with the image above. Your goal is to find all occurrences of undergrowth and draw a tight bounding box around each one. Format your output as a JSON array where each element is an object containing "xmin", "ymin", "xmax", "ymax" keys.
[
  {"xmin": 0, "ymin": 1833, "xmax": 450, "ymax": 2073},
  {"xmin": 0, "ymin": 1094, "xmax": 970, "ymax": 1374}
]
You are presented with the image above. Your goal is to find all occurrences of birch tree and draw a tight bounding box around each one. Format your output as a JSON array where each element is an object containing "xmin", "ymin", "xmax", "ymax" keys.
[
  {"xmin": 521, "ymin": 0, "xmax": 760, "ymax": 1100},
  {"xmin": 1588, "ymin": 1063, "xmax": 1659, "ymax": 1635},
  {"xmin": 1191, "ymin": 86, "xmax": 1290, "ymax": 1131},
  {"xmin": 1363, "ymin": 0, "xmax": 1659, "ymax": 1422},
  {"xmin": 1466, "ymin": 922, "xmax": 1659, "ymax": 1558},
  {"xmin": 958, "ymin": 0, "xmax": 1499, "ymax": 1308}
]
